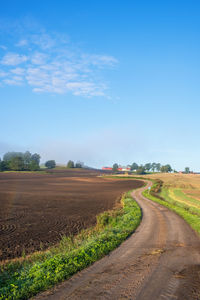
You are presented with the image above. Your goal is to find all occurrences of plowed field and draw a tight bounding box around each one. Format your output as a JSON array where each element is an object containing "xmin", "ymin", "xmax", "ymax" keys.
[{"xmin": 0, "ymin": 169, "xmax": 143, "ymax": 261}]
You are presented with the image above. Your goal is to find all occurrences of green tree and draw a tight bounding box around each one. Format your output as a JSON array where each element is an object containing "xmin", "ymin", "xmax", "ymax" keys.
[
  {"xmin": 67, "ymin": 160, "xmax": 75, "ymax": 168},
  {"xmin": 31, "ymin": 153, "xmax": 40, "ymax": 165},
  {"xmin": 3, "ymin": 152, "xmax": 24, "ymax": 161},
  {"xmin": 136, "ymin": 165, "xmax": 146, "ymax": 175},
  {"xmin": 23, "ymin": 151, "xmax": 32, "ymax": 169},
  {"xmin": 112, "ymin": 163, "xmax": 119, "ymax": 172},
  {"xmin": 165, "ymin": 164, "xmax": 172, "ymax": 172},
  {"xmin": 130, "ymin": 162, "xmax": 138, "ymax": 171},
  {"xmin": 156, "ymin": 163, "xmax": 161, "ymax": 172},
  {"xmin": 185, "ymin": 167, "xmax": 190, "ymax": 174},
  {"xmin": 160, "ymin": 164, "xmax": 172, "ymax": 173},
  {"xmin": 45, "ymin": 160, "xmax": 56, "ymax": 169},
  {"xmin": 0, "ymin": 160, "xmax": 9, "ymax": 171},
  {"xmin": 144, "ymin": 163, "xmax": 152, "ymax": 172},
  {"xmin": 29, "ymin": 161, "xmax": 39, "ymax": 171},
  {"xmin": 75, "ymin": 161, "xmax": 84, "ymax": 168},
  {"xmin": 151, "ymin": 162, "xmax": 157, "ymax": 172},
  {"xmin": 9, "ymin": 156, "xmax": 24, "ymax": 171}
]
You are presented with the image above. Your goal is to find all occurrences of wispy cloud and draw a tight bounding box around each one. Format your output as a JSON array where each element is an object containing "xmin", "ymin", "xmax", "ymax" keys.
[
  {"xmin": 1, "ymin": 53, "xmax": 28, "ymax": 66},
  {"xmin": 0, "ymin": 24, "xmax": 118, "ymax": 97}
]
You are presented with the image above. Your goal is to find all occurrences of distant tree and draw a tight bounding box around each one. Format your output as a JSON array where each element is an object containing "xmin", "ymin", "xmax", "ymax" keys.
[
  {"xmin": 185, "ymin": 167, "xmax": 190, "ymax": 174},
  {"xmin": 23, "ymin": 151, "xmax": 32, "ymax": 169},
  {"xmin": 1, "ymin": 151, "xmax": 41, "ymax": 171},
  {"xmin": 45, "ymin": 160, "xmax": 56, "ymax": 169},
  {"xmin": 0, "ymin": 160, "xmax": 9, "ymax": 171},
  {"xmin": 130, "ymin": 162, "xmax": 138, "ymax": 171},
  {"xmin": 136, "ymin": 165, "xmax": 146, "ymax": 175},
  {"xmin": 3, "ymin": 152, "xmax": 24, "ymax": 161},
  {"xmin": 144, "ymin": 163, "xmax": 152, "ymax": 172},
  {"xmin": 151, "ymin": 162, "xmax": 157, "ymax": 172},
  {"xmin": 112, "ymin": 163, "xmax": 119, "ymax": 172},
  {"xmin": 75, "ymin": 161, "xmax": 84, "ymax": 168},
  {"xmin": 29, "ymin": 161, "xmax": 40, "ymax": 171},
  {"xmin": 67, "ymin": 160, "xmax": 75, "ymax": 168},
  {"xmin": 165, "ymin": 164, "xmax": 172, "ymax": 172},
  {"xmin": 9, "ymin": 156, "xmax": 24, "ymax": 171},
  {"xmin": 156, "ymin": 163, "xmax": 161, "ymax": 172},
  {"xmin": 160, "ymin": 165, "xmax": 165, "ymax": 173},
  {"xmin": 26, "ymin": 153, "xmax": 41, "ymax": 171},
  {"xmin": 31, "ymin": 153, "xmax": 40, "ymax": 165},
  {"xmin": 160, "ymin": 164, "xmax": 172, "ymax": 173}
]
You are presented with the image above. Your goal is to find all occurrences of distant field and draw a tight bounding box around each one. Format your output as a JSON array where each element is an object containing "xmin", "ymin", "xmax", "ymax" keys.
[
  {"xmin": 138, "ymin": 173, "xmax": 200, "ymax": 234},
  {"xmin": 145, "ymin": 173, "xmax": 200, "ymax": 212},
  {"xmin": 0, "ymin": 169, "xmax": 143, "ymax": 261},
  {"xmin": 117, "ymin": 172, "xmax": 200, "ymax": 229}
]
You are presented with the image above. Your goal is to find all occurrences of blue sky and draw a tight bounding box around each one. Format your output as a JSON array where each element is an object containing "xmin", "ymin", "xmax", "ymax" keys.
[{"xmin": 0, "ymin": 0, "xmax": 200, "ymax": 170}]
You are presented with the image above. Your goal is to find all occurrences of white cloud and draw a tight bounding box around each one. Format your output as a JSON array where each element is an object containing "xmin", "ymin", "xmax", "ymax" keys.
[
  {"xmin": 0, "ymin": 70, "xmax": 7, "ymax": 77},
  {"xmin": 0, "ymin": 29, "xmax": 118, "ymax": 97},
  {"xmin": 10, "ymin": 67, "xmax": 25, "ymax": 75},
  {"xmin": 3, "ymin": 76, "xmax": 23, "ymax": 85},
  {"xmin": 1, "ymin": 53, "xmax": 28, "ymax": 65},
  {"xmin": 66, "ymin": 82, "xmax": 106, "ymax": 96},
  {"xmin": 31, "ymin": 52, "xmax": 47, "ymax": 65},
  {"xmin": 82, "ymin": 54, "xmax": 118, "ymax": 68},
  {"xmin": 31, "ymin": 33, "xmax": 55, "ymax": 50},
  {"xmin": 0, "ymin": 45, "xmax": 7, "ymax": 50},
  {"xmin": 16, "ymin": 39, "xmax": 28, "ymax": 47}
]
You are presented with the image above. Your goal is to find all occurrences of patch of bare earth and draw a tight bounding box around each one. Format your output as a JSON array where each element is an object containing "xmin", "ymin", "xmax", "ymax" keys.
[{"xmin": 0, "ymin": 170, "xmax": 143, "ymax": 261}]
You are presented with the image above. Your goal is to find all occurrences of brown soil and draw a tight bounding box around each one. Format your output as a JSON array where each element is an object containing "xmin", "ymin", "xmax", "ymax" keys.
[
  {"xmin": 34, "ymin": 181, "xmax": 200, "ymax": 300},
  {"xmin": 0, "ymin": 169, "xmax": 143, "ymax": 261}
]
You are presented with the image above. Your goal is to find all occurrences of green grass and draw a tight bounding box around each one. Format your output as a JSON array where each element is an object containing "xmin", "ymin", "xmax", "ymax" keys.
[
  {"xmin": 143, "ymin": 181, "xmax": 200, "ymax": 234},
  {"xmin": 160, "ymin": 188, "xmax": 200, "ymax": 217},
  {"xmin": 2, "ymin": 170, "xmax": 47, "ymax": 174},
  {"xmin": 0, "ymin": 191, "xmax": 142, "ymax": 300},
  {"xmin": 171, "ymin": 188, "xmax": 200, "ymax": 208}
]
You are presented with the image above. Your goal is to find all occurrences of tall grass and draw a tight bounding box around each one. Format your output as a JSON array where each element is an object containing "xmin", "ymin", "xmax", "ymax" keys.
[{"xmin": 0, "ymin": 191, "xmax": 142, "ymax": 300}]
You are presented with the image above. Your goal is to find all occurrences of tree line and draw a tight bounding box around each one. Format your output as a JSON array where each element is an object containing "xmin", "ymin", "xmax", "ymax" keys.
[
  {"xmin": 0, "ymin": 151, "xmax": 85, "ymax": 171},
  {"xmin": 0, "ymin": 151, "xmax": 41, "ymax": 171},
  {"xmin": 112, "ymin": 162, "xmax": 173, "ymax": 174}
]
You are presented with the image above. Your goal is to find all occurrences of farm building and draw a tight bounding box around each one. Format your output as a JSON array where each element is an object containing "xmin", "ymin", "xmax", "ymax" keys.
[{"xmin": 102, "ymin": 166, "xmax": 131, "ymax": 171}]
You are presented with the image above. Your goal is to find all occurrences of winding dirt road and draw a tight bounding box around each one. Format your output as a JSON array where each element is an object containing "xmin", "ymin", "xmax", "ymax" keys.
[{"xmin": 34, "ymin": 181, "xmax": 200, "ymax": 300}]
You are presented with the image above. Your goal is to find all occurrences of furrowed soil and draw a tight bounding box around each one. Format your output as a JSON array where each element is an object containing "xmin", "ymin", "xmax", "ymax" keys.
[{"xmin": 0, "ymin": 169, "xmax": 143, "ymax": 261}]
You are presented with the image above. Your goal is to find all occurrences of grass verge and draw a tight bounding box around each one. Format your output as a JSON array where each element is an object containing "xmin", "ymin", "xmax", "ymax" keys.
[
  {"xmin": 143, "ymin": 180, "xmax": 200, "ymax": 234},
  {"xmin": 0, "ymin": 191, "xmax": 142, "ymax": 300}
]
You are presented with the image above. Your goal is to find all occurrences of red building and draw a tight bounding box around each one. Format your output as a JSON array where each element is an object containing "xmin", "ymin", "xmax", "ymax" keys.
[{"xmin": 102, "ymin": 166, "xmax": 131, "ymax": 171}]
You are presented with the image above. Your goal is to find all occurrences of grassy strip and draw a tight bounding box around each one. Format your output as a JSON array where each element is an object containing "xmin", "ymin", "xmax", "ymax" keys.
[
  {"xmin": 171, "ymin": 188, "xmax": 200, "ymax": 208},
  {"xmin": 0, "ymin": 191, "xmax": 142, "ymax": 300},
  {"xmin": 143, "ymin": 182, "xmax": 200, "ymax": 234},
  {"xmin": 160, "ymin": 188, "xmax": 200, "ymax": 216}
]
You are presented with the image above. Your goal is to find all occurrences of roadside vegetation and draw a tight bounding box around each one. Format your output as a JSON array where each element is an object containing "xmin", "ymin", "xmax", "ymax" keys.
[
  {"xmin": 0, "ymin": 190, "xmax": 142, "ymax": 299},
  {"xmin": 143, "ymin": 177, "xmax": 200, "ymax": 234}
]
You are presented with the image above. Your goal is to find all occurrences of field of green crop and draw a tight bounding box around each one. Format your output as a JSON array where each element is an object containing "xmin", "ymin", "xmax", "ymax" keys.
[{"xmin": 0, "ymin": 191, "xmax": 142, "ymax": 300}]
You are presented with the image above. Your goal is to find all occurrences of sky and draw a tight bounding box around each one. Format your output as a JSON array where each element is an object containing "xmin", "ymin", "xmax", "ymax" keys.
[{"xmin": 0, "ymin": 0, "xmax": 200, "ymax": 171}]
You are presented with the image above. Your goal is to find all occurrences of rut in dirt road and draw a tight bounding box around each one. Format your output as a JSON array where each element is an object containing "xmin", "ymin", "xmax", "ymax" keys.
[{"xmin": 34, "ymin": 181, "xmax": 200, "ymax": 300}]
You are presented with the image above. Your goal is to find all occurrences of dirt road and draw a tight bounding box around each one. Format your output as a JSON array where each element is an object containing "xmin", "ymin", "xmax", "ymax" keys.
[{"xmin": 34, "ymin": 181, "xmax": 200, "ymax": 300}]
